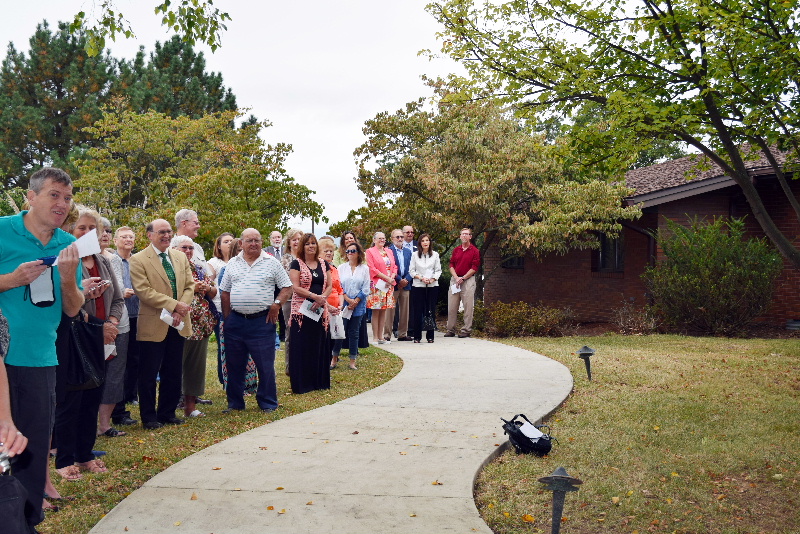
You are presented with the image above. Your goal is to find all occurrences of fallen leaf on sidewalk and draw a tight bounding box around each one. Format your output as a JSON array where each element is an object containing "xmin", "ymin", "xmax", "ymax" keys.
[
  {"xmin": 190, "ymin": 492, "xmax": 198, "ymax": 500},
  {"xmin": 306, "ymin": 501, "xmax": 314, "ymax": 505},
  {"xmin": 212, "ymin": 467, "xmax": 222, "ymax": 470},
  {"xmin": 267, "ymin": 506, "xmax": 274, "ymax": 510},
  {"xmin": 278, "ymin": 509, "xmax": 286, "ymax": 514},
  {"xmin": 276, "ymin": 487, "xmax": 284, "ymax": 490},
  {"xmin": 432, "ymin": 480, "xmax": 443, "ymax": 485}
]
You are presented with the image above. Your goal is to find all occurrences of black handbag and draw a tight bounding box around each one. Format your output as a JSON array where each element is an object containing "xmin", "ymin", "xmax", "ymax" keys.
[
  {"xmin": 501, "ymin": 413, "xmax": 555, "ymax": 456},
  {"xmin": 65, "ymin": 312, "xmax": 106, "ymax": 391},
  {"xmin": 422, "ymin": 312, "xmax": 436, "ymax": 331}
]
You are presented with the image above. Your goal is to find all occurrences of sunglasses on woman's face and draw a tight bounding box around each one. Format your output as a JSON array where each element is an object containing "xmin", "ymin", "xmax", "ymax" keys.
[{"xmin": 345, "ymin": 249, "xmax": 357, "ymax": 254}]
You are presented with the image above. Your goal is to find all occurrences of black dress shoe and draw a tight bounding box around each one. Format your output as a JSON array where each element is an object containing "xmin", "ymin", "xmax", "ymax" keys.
[
  {"xmin": 457, "ymin": 333, "xmax": 470, "ymax": 338},
  {"xmin": 143, "ymin": 421, "xmax": 164, "ymax": 430},
  {"xmin": 160, "ymin": 417, "xmax": 185, "ymax": 425},
  {"xmin": 113, "ymin": 416, "xmax": 138, "ymax": 426},
  {"xmin": 444, "ymin": 332, "xmax": 455, "ymax": 337},
  {"xmin": 197, "ymin": 397, "xmax": 213, "ymax": 405},
  {"xmin": 397, "ymin": 336, "xmax": 414, "ymax": 341}
]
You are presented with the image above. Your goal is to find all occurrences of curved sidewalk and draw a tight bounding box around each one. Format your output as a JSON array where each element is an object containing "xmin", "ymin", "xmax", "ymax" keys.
[{"xmin": 90, "ymin": 334, "xmax": 573, "ymax": 534}]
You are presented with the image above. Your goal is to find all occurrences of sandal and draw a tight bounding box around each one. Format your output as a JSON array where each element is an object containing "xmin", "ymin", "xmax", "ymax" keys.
[
  {"xmin": 187, "ymin": 409, "xmax": 205, "ymax": 418},
  {"xmin": 42, "ymin": 499, "xmax": 59, "ymax": 512},
  {"xmin": 56, "ymin": 465, "xmax": 82, "ymax": 481},
  {"xmin": 330, "ymin": 355, "xmax": 339, "ymax": 370},
  {"xmin": 98, "ymin": 427, "xmax": 127, "ymax": 438},
  {"xmin": 76, "ymin": 459, "xmax": 108, "ymax": 473}
]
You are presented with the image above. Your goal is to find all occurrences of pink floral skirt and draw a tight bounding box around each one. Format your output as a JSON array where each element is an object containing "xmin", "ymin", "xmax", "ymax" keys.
[{"xmin": 366, "ymin": 283, "xmax": 395, "ymax": 310}]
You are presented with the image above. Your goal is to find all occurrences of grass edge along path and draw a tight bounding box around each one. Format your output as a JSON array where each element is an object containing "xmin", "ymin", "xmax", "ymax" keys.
[
  {"xmin": 43, "ymin": 343, "xmax": 402, "ymax": 534},
  {"xmin": 475, "ymin": 334, "xmax": 799, "ymax": 534}
]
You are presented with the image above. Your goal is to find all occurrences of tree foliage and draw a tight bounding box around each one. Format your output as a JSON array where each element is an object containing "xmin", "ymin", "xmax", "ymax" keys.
[
  {"xmin": 643, "ymin": 217, "xmax": 782, "ymax": 335},
  {"xmin": 115, "ymin": 36, "xmax": 237, "ymax": 118},
  {"xmin": 0, "ymin": 21, "xmax": 116, "ymax": 188},
  {"xmin": 428, "ymin": 0, "xmax": 800, "ymax": 268},
  {"xmin": 71, "ymin": 1, "xmax": 231, "ymax": 56},
  {"xmin": 0, "ymin": 24, "xmax": 239, "ymax": 188},
  {"xmin": 74, "ymin": 106, "xmax": 325, "ymax": 247},
  {"xmin": 345, "ymin": 82, "xmax": 640, "ymax": 265}
]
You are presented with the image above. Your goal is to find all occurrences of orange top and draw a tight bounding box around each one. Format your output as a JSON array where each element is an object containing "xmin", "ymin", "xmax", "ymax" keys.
[{"xmin": 327, "ymin": 262, "xmax": 343, "ymax": 307}]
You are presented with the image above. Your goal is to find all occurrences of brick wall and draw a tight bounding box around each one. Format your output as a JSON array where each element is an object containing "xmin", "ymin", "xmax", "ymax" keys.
[{"xmin": 484, "ymin": 180, "xmax": 800, "ymax": 325}]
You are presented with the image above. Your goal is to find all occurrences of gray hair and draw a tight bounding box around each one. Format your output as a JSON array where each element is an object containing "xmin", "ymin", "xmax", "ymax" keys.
[
  {"xmin": 99, "ymin": 217, "xmax": 112, "ymax": 229},
  {"xmin": 175, "ymin": 209, "xmax": 198, "ymax": 226},
  {"xmin": 70, "ymin": 205, "xmax": 102, "ymax": 236},
  {"xmin": 29, "ymin": 167, "xmax": 72, "ymax": 193},
  {"xmin": 170, "ymin": 235, "xmax": 194, "ymax": 248}
]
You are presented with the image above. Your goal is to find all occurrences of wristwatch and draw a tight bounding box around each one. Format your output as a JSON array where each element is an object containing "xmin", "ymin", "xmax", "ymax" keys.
[{"xmin": 273, "ymin": 299, "xmax": 282, "ymax": 306}]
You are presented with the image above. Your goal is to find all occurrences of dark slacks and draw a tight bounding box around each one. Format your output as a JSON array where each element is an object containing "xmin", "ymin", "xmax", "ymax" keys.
[
  {"xmin": 54, "ymin": 384, "xmax": 102, "ymax": 468},
  {"xmin": 410, "ymin": 285, "xmax": 438, "ymax": 341},
  {"xmin": 112, "ymin": 317, "xmax": 140, "ymax": 422},
  {"xmin": 138, "ymin": 327, "xmax": 185, "ymax": 424},
  {"xmin": 6, "ymin": 364, "xmax": 56, "ymax": 531},
  {"xmin": 224, "ymin": 313, "xmax": 278, "ymax": 411}
]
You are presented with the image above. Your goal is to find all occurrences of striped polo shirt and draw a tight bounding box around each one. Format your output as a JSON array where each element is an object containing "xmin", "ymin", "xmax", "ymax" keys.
[{"xmin": 219, "ymin": 251, "xmax": 292, "ymax": 314}]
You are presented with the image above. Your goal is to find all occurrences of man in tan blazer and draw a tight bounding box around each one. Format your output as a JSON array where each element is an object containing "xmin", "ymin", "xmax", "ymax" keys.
[{"xmin": 130, "ymin": 219, "xmax": 195, "ymax": 429}]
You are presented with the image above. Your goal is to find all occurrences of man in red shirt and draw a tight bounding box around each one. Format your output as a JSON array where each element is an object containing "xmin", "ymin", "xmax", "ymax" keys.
[{"xmin": 445, "ymin": 228, "xmax": 481, "ymax": 338}]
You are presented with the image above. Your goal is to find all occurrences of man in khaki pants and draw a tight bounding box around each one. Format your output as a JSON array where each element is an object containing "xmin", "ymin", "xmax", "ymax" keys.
[{"xmin": 445, "ymin": 228, "xmax": 481, "ymax": 338}]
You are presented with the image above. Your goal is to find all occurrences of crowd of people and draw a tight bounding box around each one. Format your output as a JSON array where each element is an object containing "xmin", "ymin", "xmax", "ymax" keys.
[{"xmin": 0, "ymin": 167, "xmax": 481, "ymax": 534}]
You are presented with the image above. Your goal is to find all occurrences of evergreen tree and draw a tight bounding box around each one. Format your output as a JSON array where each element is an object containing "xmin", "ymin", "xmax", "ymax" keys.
[
  {"xmin": 116, "ymin": 36, "xmax": 237, "ymax": 118},
  {"xmin": 0, "ymin": 21, "xmax": 115, "ymax": 188}
]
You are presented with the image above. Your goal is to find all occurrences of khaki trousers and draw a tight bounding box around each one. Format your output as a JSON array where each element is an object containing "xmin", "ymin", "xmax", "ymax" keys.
[
  {"xmin": 384, "ymin": 288, "xmax": 410, "ymax": 339},
  {"xmin": 446, "ymin": 276, "xmax": 476, "ymax": 335}
]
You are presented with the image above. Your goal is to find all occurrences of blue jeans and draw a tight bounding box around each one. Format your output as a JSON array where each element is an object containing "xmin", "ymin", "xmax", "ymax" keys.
[
  {"xmin": 223, "ymin": 313, "xmax": 278, "ymax": 410},
  {"xmin": 343, "ymin": 315, "xmax": 364, "ymax": 358}
]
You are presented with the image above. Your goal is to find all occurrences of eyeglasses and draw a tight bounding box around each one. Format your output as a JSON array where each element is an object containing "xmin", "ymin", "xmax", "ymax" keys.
[
  {"xmin": 243, "ymin": 238, "xmax": 262, "ymax": 244},
  {"xmin": 345, "ymin": 249, "xmax": 357, "ymax": 254},
  {"xmin": 103, "ymin": 229, "xmax": 112, "ymax": 234},
  {"xmin": 155, "ymin": 230, "xmax": 173, "ymax": 236}
]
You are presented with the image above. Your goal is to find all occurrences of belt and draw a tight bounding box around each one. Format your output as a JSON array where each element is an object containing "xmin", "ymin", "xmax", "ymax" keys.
[{"xmin": 232, "ymin": 309, "xmax": 270, "ymax": 319}]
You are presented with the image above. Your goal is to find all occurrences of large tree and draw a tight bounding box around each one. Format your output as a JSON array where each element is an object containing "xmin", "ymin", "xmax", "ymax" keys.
[
  {"xmin": 74, "ymin": 106, "xmax": 324, "ymax": 247},
  {"xmin": 0, "ymin": 21, "xmax": 116, "ymax": 188},
  {"xmin": 115, "ymin": 36, "xmax": 237, "ymax": 118},
  {"xmin": 0, "ymin": 23, "xmax": 241, "ymax": 188},
  {"xmin": 344, "ymin": 82, "xmax": 639, "ymax": 272},
  {"xmin": 428, "ymin": 0, "xmax": 800, "ymax": 268}
]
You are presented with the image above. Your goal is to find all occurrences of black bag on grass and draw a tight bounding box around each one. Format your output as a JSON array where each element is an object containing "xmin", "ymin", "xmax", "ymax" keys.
[{"xmin": 501, "ymin": 413, "xmax": 554, "ymax": 456}]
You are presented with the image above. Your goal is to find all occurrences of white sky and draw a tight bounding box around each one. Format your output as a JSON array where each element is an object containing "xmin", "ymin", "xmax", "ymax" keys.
[{"xmin": 2, "ymin": 0, "xmax": 460, "ymax": 235}]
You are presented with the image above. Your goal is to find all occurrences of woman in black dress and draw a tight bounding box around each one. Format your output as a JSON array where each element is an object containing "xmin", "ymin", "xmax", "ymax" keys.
[{"xmin": 288, "ymin": 234, "xmax": 333, "ymax": 394}]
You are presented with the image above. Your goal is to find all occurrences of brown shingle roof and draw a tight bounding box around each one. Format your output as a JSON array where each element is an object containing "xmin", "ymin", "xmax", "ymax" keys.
[{"xmin": 624, "ymin": 148, "xmax": 788, "ymax": 197}]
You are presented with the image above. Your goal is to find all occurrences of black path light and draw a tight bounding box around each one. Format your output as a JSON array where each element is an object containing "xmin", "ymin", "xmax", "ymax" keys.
[
  {"xmin": 538, "ymin": 466, "xmax": 583, "ymax": 534},
  {"xmin": 576, "ymin": 345, "xmax": 595, "ymax": 381}
]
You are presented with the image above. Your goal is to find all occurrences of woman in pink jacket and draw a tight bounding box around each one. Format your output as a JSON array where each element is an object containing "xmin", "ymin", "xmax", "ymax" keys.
[{"xmin": 365, "ymin": 231, "xmax": 397, "ymax": 345}]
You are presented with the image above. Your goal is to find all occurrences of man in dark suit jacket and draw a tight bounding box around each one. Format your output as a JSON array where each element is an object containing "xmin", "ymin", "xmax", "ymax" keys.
[
  {"xmin": 385, "ymin": 229, "xmax": 414, "ymax": 341},
  {"xmin": 402, "ymin": 225, "xmax": 418, "ymax": 252},
  {"xmin": 129, "ymin": 219, "xmax": 195, "ymax": 429},
  {"xmin": 263, "ymin": 230, "xmax": 286, "ymax": 343}
]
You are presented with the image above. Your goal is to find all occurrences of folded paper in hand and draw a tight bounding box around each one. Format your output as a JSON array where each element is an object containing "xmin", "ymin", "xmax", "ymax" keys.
[
  {"xmin": 450, "ymin": 283, "xmax": 461, "ymax": 294},
  {"xmin": 160, "ymin": 308, "xmax": 185, "ymax": 330},
  {"xmin": 299, "ymin": 299, "xmax": 322, "ymax": 321},
  {"xmin": 52, "ymin": 231, "xmax": 101, "ymax": 265}
]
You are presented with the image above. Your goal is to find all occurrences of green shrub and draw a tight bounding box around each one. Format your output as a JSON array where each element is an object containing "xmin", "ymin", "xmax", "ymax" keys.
[
  {"xmin": 484, "ymin": 300, "xmax": 573, "ymax": 337},
  {"xmin": 642, "ymin": 217, "xmax": 782, "ymax": 336}
]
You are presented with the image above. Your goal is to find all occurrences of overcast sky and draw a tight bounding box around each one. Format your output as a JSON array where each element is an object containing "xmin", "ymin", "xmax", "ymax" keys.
[{"xmin": 3, "ymin": 1, "xmax": 460, "ymax": 235}]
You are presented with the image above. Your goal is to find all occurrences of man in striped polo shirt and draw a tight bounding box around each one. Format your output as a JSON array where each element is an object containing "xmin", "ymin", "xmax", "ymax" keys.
[{"xmin": 219, "ymin": 228, "xmax": 292, "ymax": 413}]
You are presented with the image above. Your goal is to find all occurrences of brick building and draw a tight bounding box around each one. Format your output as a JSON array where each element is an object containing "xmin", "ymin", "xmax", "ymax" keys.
[{"xmin": 482, "ymin": 151, "xmax": 800, "ymax": 325}]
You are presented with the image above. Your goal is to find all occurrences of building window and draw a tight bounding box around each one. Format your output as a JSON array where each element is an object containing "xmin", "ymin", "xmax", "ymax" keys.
[
  {"xmin": 501, "ymin": 255, "xmax": 525, "ymax": 270},
  {"xmin": 593, "ymin": 233, "xmax": 624, "ymax": 272}
]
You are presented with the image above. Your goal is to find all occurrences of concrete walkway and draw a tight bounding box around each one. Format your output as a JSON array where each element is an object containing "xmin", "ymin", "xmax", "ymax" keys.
[{"xmin": 90, "ymin": 334, "xmax": 573, "ymax": 534}]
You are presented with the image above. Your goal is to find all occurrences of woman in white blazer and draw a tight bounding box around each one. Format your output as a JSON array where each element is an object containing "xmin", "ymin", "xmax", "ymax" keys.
[{"xmin": 408, "ymin": 234, "xmax": 442, "ymax": 343}]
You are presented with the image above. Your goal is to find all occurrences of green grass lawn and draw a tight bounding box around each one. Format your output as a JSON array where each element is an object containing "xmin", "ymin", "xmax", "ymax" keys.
[
  {"xmin": 42, "ymin": 342, "xmax": 401, "ymax": 534},
  {"xmin": 475, "ymin": 334, "xmax": 800, "ymax": 534}
]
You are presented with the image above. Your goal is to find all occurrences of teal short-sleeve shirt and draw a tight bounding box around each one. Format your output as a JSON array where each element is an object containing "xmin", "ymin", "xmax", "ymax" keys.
[{"xmin": 0, "ymin": 211, "xmax": 81, "ymax": 366}]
